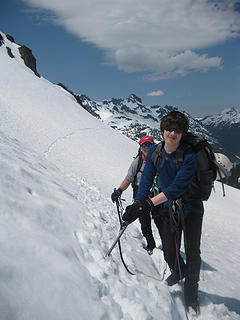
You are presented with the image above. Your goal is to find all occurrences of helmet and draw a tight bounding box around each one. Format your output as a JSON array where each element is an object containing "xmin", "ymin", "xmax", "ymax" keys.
[
  {"xmin": 214, "ymin": 153, "xmax": 233, "ymax": 179},
  {"xmin": 139, "ymin": 136, "xmax": 154, "ymax": 145}
]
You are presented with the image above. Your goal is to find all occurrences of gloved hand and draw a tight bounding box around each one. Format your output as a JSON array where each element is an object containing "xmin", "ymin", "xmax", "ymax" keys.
[
  {"xmin": 122, "ymin": 199, "xmax": 154, "ymax": 223},
  {"xmin": 111, "ymin": 188, "xmax": 122, "ymax": 203}
]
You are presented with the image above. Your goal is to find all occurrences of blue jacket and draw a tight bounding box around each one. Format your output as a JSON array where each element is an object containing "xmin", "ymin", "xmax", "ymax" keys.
[{"xmin": 135, "ymin": 143, "xmax": 204, "ymax": 216}]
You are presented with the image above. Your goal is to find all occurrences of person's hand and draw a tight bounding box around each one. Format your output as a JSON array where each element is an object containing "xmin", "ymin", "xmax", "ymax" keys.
[
  {"xmin": 122, "ymin": 199, "xmax": 154, "ymax": 223},
  {"xmin": 111, "ymin": 188, "xmax": 122, "ymax": 203}
]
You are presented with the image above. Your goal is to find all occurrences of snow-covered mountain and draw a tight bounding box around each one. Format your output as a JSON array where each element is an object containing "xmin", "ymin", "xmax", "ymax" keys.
[
  {"xmin": 200, "ymin": 108, "xmax": 240, "ymax": 127},
  {"xmin": 79, "ymin": 93, "xmax": 221, "ymax": 148},
  {"xmin": 79, "ymin": 94, "xmax": 240, "ymax": 162},
  {"xmin": 1, "ymin": 31, "xmax": 240, "ymax": 320},
  {"xmin": 200, "ymin": 108, "xmax": 240, "ymax": 161},
  {"xmin": 78, "ymin": 93, "xmax": 240, "ymax": 162}
]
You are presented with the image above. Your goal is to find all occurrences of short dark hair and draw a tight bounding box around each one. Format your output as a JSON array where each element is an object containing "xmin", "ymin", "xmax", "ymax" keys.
[{"xmin": 160, "ymin": 111, "xmax": 189, "ymax": 134}]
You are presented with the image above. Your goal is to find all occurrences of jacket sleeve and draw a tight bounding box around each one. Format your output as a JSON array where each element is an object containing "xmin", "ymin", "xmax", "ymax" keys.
[{"xmin": 135, "ymin": 145, "xmax": 157, "ymax": 200}]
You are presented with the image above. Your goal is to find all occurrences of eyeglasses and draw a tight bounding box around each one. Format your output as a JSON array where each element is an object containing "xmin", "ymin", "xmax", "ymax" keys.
[
  {"xmin": 140, "ymin": 142, "xmax": 152, "ymax": 148},
  {"xmin": 164, "ymin": 127, "xmax": 183, "ymax": 134}
]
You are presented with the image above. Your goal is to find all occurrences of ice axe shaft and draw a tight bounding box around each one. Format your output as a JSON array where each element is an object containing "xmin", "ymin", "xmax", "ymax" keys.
[{"xmin": 105, "ymin": 222, "xmax": 129, "ymax": 257}]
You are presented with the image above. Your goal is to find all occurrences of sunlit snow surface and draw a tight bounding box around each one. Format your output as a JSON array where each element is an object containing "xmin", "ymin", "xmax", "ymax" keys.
[{"xmin": 0, "ymin": 31, "xmax": 240, "ymax": 320}]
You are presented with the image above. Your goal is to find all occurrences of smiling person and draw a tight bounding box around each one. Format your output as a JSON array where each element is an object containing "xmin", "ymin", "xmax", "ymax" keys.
[
  {"xmin": 111, "ymin": 136, "xmax": 157, "ymax": 254},
  {"xmin": 122, "ymin": 111, "xmax": 203, "ymax": 314}
]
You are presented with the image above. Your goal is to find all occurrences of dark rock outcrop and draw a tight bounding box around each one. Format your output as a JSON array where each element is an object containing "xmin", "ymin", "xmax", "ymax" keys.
[
  {"xmin": 6, "ymin": 47, "xmax": 14, "ymax": 58},
  {"xmin": 6, "ymin": 34, "xmax": 15, "ymax": 42},
  {"xmin": 0, "ymin": 33, "xmax": 3, "ymax": 46},
  {"xmin": 18, "ymin": 45, "xmax": 40, "ymax": 77},
  {"xmin": 57, "ymin": 83, "xmax": 100, "ymax": 119}
]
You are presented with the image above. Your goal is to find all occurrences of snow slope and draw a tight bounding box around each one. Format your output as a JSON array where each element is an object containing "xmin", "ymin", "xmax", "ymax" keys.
[
  {"xmin": 0, "ymin": 33, "xmax": 137, "ymax": 201},
  {"xmin": 0, "ymin": 31, "xmax": 240, "ymax": 320}
]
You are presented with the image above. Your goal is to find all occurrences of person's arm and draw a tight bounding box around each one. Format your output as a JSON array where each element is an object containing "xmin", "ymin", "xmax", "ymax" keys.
[
  {"xmin": 150, "ymin": 192, "xmax": 168, "ymax": 206},
  {"xmin": 118, "ymin": 178, "xmax": 131, "ymax": 192}
]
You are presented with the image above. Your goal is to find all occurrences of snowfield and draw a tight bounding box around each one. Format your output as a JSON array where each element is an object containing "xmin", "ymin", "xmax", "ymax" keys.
[{"xmin": 0, "ymin": 31, "xmax": 240, "ymax": 320}]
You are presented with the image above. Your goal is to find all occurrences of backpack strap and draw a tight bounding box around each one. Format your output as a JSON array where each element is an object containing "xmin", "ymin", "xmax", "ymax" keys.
[
  {"xmin": 135, "ymin": 151, "xmax": 144, "ymax": 176},
  {"xmin": 131, "ymin": 151, "xmax": 144, "ymax": 194},
  {"xmin": 151, "ymin": 142, "xmax": 163, "ymax": 168},
  {"xmin": 174, "ymin": 142, "xmax": 191, "ymax": 171}
]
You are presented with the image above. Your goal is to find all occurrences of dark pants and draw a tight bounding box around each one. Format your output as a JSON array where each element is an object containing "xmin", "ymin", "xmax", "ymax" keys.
[
  {"xmin": 138, "ymin": 204, "xmax": 164, "ymax": 242},
  {"xmin": 184, "ymin": 212, "xmax": 203, "ymax": 284},
  {"xmin": 134, "ymin": 187, "xmax": 155, "ymax": 244},
  {"xmin": 138, "ymin": 213, "xmax": 153, "ymax": 238},
  {"xmin": 153, "ymin": 205, "xmax": 203, "ymax": 284}
]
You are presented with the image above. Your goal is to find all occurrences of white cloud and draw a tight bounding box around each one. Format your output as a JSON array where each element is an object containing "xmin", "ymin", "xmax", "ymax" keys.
[
  {"xmin": 23, "ymin": 0, "xmax": 240, "ymax": 79},
  {"xmin": 147, "ymin": 90, "xmax": 164, "ymax": 96}
]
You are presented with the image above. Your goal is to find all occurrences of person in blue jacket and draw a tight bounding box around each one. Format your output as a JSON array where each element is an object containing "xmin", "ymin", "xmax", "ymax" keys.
[{"xmin": 122, "ymin": 111, "xmax": 203, "ymax": 314}]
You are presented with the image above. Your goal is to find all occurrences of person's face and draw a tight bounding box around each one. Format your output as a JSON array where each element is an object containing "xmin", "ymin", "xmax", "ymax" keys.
[
  {"xmin": 163, "ymin": 126, "xmax": 183, "ymax": 149},
  {"xmin": 140, "ymin": 142, "xmax": 152, "ymax": 156}
]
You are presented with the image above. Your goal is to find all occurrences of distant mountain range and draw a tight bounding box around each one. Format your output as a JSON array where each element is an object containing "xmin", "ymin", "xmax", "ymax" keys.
[
  {"xmin": 78, "ymin": 93, "xmax": 240, "ymax": 162},
  {"xmin": 200, "ymin": 108, "xmax": 240, "ymax": 163},
  {"xmin": 1, "ymin": 31, "xmax": 239, "ymax": 163}
]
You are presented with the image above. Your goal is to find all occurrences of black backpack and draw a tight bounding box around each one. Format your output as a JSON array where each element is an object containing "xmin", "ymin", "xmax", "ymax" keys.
[
  {"xmin": 151, "ymin": 132, "xmax": 221, "ymax": 202},
  {"xmin": 131, "ymin": 149, "xmax": 144, "ymax": 198}
]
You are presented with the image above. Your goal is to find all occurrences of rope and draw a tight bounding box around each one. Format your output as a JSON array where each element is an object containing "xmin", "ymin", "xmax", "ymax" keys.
[
  {"xmin": 115, "ymin": 198, "xmax": 135, "ymax": 275},
  {"xmin": 170, "ymin": 200, "xmax": 189, "ymax": 320}
]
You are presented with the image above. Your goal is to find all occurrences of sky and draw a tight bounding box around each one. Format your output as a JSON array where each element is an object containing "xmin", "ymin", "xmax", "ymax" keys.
[
  {"xmin": 1, "ymin": 31, "xmax": 240, "ymax": 320},
  {"xmin": 1, "ymin": 0, "xmax": 240, "ymax": 117}
]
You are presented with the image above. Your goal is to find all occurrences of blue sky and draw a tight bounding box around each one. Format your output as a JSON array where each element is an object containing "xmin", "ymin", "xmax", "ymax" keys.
[{"xmin": 1, "ymin": 0, "xmax": 240, "ymax": 117}]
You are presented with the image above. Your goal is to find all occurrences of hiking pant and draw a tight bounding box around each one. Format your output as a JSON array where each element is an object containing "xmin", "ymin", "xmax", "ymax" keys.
[
  {"xmin": 153, "ymin": 205, "xmax": 203, "ymax": 283},
  {"xmin": 138, "ymin": 205, "xmax": 163, "ymax": 241},
  {"xmin": 134, "ymin": 187, "xmax": 155, "ymax": 243},
  {"xmin": 138, "ymin": 213, "xmax": 153, "ymax": 239}
]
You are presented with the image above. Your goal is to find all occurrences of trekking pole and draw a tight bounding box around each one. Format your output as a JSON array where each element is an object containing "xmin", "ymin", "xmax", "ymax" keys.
[
  {"xmin": 116, "ymin": 197, "xmax": 124, "ymax": 227},
  {"xmin": 105, "ymin": 221, "xmax": 129, "ymax": 257},
  {"xmin": 216, "ymin": 163, "xmax": 226, "ymax": 197}
]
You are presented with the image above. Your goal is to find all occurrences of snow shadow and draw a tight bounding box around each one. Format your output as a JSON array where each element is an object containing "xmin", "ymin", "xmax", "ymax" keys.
[
  {"xmin": 171, "ymin": 289, "xmax": 240, "ymax": 316},
  {"xmin": 178, "ymin": 250, "xmax": 217, "ymax": 272},
  {"xmin": 201, "ymin": 259, "xmax": 217, "ymax": 272},
  {"xmin": 200, "ymin": 290, "xmax": 240, "ymax": 316}
]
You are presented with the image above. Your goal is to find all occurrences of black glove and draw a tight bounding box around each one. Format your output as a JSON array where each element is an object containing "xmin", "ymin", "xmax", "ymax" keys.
[
  {"xmin": 111, "ymin": 188, "xmax": 122, "ymax": 203},
  {"xmin": 122, "ymin": 199, "xmax": 154, "ymax": 223}
]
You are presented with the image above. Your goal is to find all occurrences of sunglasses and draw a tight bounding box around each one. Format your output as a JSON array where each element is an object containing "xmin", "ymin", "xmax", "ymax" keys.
[
  {"xmin": 140, "ymin": 142, "xmax": 152, "ymax": 148},
  {"xmin": 164, "ymin": 127, "xmax": 183, "ymax": 134}
]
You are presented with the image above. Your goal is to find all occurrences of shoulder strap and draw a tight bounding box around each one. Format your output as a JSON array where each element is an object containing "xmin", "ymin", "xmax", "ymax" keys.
[
  {"xmin": 151, "ymin": 142, "xmax": 163, "ymax": 168},
  {"xmin": 136, "ymin": 153, "xmax": 143, "ymax": 174},
  {"xmin": 175, "ymin": 142, "xmax": 191, "ymax": 170},
  {"xmin": 132, "ymin": 152, "xmax": 143, "ymax": 187}
]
